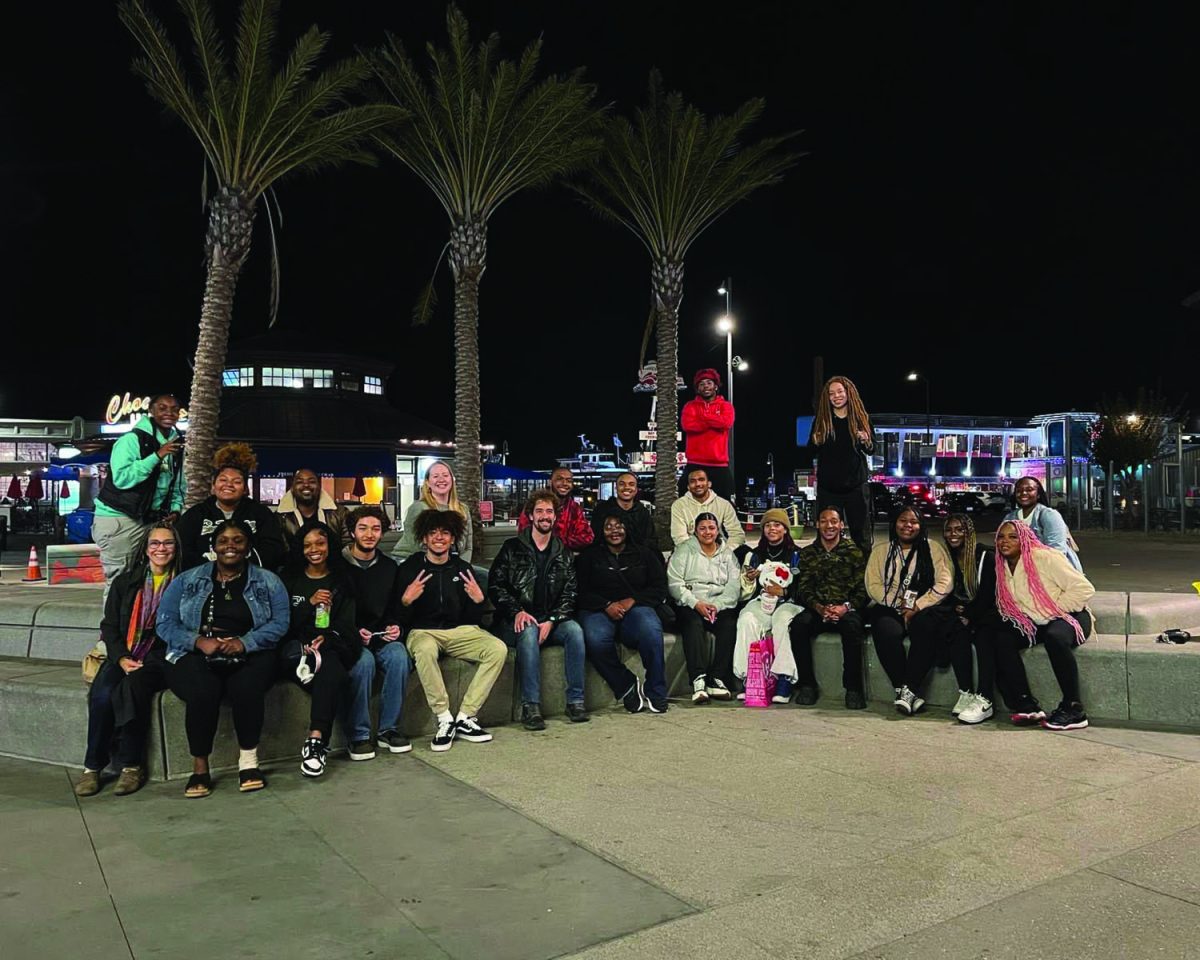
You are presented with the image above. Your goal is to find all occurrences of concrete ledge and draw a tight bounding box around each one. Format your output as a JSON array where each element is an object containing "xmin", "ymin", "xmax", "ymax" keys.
[
  {"xmin": 0, "ymin": 625, "xmax": 31, "ymax": 658},
  {"xmin": 1127, "ymin": 635, "xmax": 1200, "ymax": 727},
  {"xmin": 1089, "ymin": 591, "xmax": 1129, "ymax": 635},
  {"xmin": 1128, "ymin": 592, "xmax": 1200, "ymax": 635},
  {"xmin": 29, "ymin": 628, "xmax": 97, "ymax": 662}
]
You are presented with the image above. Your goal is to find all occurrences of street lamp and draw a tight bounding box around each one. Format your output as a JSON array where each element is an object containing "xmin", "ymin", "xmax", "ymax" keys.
[
  {"xmin": 906, "ymin": 371, "xmax": 931, "ymax": 443},
  {"xmin": 734, "ymin": 355, "xmax": 749, "ymax": 372}
]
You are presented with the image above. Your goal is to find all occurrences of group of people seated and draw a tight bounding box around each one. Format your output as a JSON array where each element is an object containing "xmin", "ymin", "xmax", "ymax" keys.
[{"xmin": 78, "ymin": 411, "xmax": 1096, "ymax": 801}]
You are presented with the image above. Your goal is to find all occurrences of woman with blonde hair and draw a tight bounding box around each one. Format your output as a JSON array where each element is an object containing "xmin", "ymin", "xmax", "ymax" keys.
[
  {"xmin": 811, "ymin": 375, "xmax": 874, "ymax": 550},
  {"xmin": 393, "ymin": 460, "xmax": 474, "ymax": 562}
]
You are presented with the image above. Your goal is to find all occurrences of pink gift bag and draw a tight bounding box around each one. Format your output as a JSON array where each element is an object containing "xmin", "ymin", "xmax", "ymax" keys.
[{"xmin": 743, "ymin": 635, "xmax": 777, "ymax": 707}]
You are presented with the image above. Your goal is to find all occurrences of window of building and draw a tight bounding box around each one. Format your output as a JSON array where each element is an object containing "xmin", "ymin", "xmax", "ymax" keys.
[
  {"xmin": 16, "ymin": 443, "xmax": 49, "ymax": 462},
  {"xmin": 364, "ymin": 376, "xmax": 383, "ymax": 395},
  {"xmin": 262, "ymin": 367, "xmax": 332, "ymax": 388},
  {"xmin": 222, "ymin": 367, "xmax": 255, "ymax": 387},
  {"xmin": 0, "ymin": 442, "xmax": 15, "ymax": 461}
]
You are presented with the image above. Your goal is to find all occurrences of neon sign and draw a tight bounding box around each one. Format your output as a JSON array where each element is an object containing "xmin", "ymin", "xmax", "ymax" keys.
[{"xmin": 104, "ymin": 393, "xmax": 189, "ymax": 426}]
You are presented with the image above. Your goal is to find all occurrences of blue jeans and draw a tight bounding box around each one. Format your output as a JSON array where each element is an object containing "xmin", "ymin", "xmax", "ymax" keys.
[
  {"xmin": 501, "ymin": 618, "xmax": 585, "ymax": 707},
  {"xmin": 578, "ymin": 606, "xmax": 666, "ymax": 702},
  {"xmin": 344, "ymin": 641, "xmax": 412, "ymax": 741}
]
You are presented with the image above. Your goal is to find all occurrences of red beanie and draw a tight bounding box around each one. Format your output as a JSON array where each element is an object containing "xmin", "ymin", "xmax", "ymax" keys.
[{"xmin": 694, "ymin": 368, "xmax": 721, "ymax": 389}]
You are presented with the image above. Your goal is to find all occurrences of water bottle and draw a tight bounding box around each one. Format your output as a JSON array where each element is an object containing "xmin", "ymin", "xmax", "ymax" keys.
[{"xmin": 315, "ymin": 602, "xmax": 330, "ymax": 629}]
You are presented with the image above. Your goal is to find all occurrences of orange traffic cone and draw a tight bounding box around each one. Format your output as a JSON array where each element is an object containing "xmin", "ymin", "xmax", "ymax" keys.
[{"xmin": 21, "ymin": 544, "xmax": 45, "ymax": 582}]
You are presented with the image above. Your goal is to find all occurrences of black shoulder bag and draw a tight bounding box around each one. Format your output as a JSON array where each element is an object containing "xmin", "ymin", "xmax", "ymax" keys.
[{"xmin": 604, "ymin": 550, "xmax": 676, "ymax": 630}]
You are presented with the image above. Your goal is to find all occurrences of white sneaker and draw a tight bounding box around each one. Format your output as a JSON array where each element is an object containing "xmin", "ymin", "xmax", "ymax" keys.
[
  {"xmin": 958, "ymin": 695, "xmax": 994, "ymax": 725},
  {"xmin": 706, "ymin": 678, "xmax": 733, "ymax": 700},
  {"xmin": 951, "ymin": 689, "xmax": 974, "ymax": 716},
  {"xmin": 692, "ymin": 677, "xmax": 710, "ymax": 704},
  {"xmin": 300, "ymin": 737, "xmax": 327, "ymax": 777}
]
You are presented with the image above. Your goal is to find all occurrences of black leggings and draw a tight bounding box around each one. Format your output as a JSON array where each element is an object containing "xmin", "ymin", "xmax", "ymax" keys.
[
  {"xmin": 788, "ymin": 607, "xmax": 865, "ymax": 693},
  {"xmin": 816, "ymin": 485, "xmax": 872, "ymax": 553},
  {"xmin": 870, "ymin": 606, "xmax": 941, "ymax": 692},
  {"xmin": 922, "ymin": 607, "xmax": 979, "ymax": 695},
  {"xmin": 281, "ymin": 653, "xmax": 348, "ymax": 739},
  {"xmin": 675, "ymin": 605, "xmax": 737, "ymax": 686},
  {"xmin": 167, "ymin": 651, "xmax": 278, "ymax": 757},
  {"xmin": 982, "ymin": 612, "xmax": 1090, "ymax": 708}
]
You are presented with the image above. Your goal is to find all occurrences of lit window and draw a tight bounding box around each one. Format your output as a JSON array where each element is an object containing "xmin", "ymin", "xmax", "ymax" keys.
[
  {"xmin": 222, "ymin": 367, "xmax": 255, "ymax": 387},
  {"xmin": 261, "ymin": 367, "xmax": 332, "ymax": 388},
  {"xmin": 364, "ymin": 376, "xmax": 383, "ymax": 395}
]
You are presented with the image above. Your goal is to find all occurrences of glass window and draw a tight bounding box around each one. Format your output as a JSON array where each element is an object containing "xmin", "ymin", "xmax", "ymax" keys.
[
  {"xmin": 0, "ymin": 442, "xmax": 15, "ymax": 461},
  {"xmin": 17, "ymin": 443, "xmax": 48, "ymax": 462},
  {"xmin": 257, "ymin": 477, "xmax": 287, "ymax": 504},
  {"xmin": 222, "ymin": 366, "xmax": 255, "ymax": 387},
  {"xmin": 364, "ymin": 376, "xmax": 383, "ymax": 395}
]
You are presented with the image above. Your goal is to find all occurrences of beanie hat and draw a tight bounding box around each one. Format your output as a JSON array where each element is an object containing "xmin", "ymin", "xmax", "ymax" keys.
[
  {"xmin": 762, "ymin": 508, "xmax": 791, "ymax": 528},
  {"xmin": 694, "ymin": 368, "xmax": 721, "ymax": 389}
]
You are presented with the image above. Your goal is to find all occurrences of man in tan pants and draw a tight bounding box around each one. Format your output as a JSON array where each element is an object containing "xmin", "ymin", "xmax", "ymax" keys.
[{"xmin": 396, "ymin": 510, "xmax": 508, "ymax": 751}]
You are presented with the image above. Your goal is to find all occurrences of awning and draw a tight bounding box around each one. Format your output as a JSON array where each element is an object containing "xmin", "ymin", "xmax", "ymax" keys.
[{"xmin": 484, "ymin": 463, "xmax": 550, "ymax": 481}]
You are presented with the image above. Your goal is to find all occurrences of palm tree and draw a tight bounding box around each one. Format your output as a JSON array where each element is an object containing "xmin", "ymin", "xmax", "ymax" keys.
[
  {"xmin": 370, "ymin": 6, "xmax": 603, "ymax": 523},
  {"xmin": 574, "ymin": 74, "xmax": 801, "ymax": 546},
  {"xmin": 119, "ymin": 0, "xmax": 402, "ymax": 503}
]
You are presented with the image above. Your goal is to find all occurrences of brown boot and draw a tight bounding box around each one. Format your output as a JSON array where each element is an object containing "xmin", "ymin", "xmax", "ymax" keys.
[
  {"xmin": 73, "ymin": 770, "xmax": 101, "ymax": 797},
  {"xmin": 113, "ymin": 766, "xmax": 145, "ymax": 796}
]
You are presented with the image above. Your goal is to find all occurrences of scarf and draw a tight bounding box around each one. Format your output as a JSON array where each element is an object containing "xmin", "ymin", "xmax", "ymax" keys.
[{"xmin": 125, "ymin": 568, "xmax": 172, "ymax": 661}]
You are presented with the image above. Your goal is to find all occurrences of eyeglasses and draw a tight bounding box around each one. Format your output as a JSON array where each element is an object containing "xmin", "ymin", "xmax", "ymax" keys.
[{"xmin": 147, "ymin": 540, "xmax": 177, "ymax": 549}]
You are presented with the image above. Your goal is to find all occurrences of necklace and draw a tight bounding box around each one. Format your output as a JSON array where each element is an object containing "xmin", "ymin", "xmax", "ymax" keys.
[{"xmin": 216, "ymin": 570, "xmax": 243, "ymax": 601}]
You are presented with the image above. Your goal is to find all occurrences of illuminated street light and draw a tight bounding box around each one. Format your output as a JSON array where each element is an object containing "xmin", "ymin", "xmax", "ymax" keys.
[
  {"xmin": 733, "ymin": 355, "xmax": 749, "ymax": 372},
  {"xmin": 716, "ymin": 315, "xmax": 733, "ymax": 334}
]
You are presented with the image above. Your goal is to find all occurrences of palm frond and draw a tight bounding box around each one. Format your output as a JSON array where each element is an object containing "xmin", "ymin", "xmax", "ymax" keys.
[
  {"xmin": 180, "ymin": 0, "xmax": 234, "ymax": 173},
  {"xmin": 412, "ymin": 243, "xmax": 450, "ymax": 326},
  {"xmin": 231, "ymin": 0, "xmax": 279, "ymax": 175}
]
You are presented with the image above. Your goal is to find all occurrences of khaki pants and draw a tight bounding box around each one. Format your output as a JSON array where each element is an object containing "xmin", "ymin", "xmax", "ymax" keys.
[
  {"xmin": 406, "ymin": 625, "xmax": 507, "ymax": 718},
  {"xmin": 92, "ymin": 515, "xmax": 149, "ymax": 601}
]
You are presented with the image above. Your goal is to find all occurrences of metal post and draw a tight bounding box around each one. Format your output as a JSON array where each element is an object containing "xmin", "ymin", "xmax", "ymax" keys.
[
  {"xmin": 1179, "ymin": 424, "xmax": 1186, "ymax": 533},
  {"xmin": 1107, "ymin": 460, "xmax": 1114, "ymax": 532},
  {"xmin": 722, "ymin": 277, "xmax": 735, "ymax": 499},
  {"xmin": 1144, "ymin": 462, "xmax": 1151, "ymax": 534}
]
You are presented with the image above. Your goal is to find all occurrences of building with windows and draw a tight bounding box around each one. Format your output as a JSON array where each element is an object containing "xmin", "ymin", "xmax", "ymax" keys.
[{"xmin": 868, "ymin": 410, "xmax": 1101, "ymax": 507}]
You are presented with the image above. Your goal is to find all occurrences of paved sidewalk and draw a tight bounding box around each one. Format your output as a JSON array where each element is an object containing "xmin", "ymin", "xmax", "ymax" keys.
[{"xmin": 3, "ymin": 700, "xmax": 1199, "ymax": 959}]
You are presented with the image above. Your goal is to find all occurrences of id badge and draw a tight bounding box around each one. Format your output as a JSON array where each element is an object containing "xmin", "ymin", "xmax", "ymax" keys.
[{"xmin": 902, "ymin": 589, "xmax": 918, "ymax": 610}]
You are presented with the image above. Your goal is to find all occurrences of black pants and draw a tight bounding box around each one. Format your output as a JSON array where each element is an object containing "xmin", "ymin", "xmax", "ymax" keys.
[
  {"xmin": 676, "ymin": 605, "xmax": 737, "ymax": 686},
  {"xmin": 281, "ymin": 652, "xmax": 349, "ymax": 739},
  {"xmin": 84, "ymin": 648, "xmax": 169, "ymax": 770},
  {"xmin": 681, "ymin": 464, "xmax": 734, "ymax": 500},
  {"xmin": 167, "ymin": 651, "xmax": 278, "ymax": 757},
  {"xmin": 982, "ymin": 612, "xmax": 1090, "ymax": 708},
  {"xmin": 788, "ymin": 607, "xmax": 865, "ymax": 693},
  {"xmin": 870, "ymin": 606, "xmax": 941, "ymax": 692},
  {"xmin": 816, "ymin": 485, "xmax": 872, "ymax": 552},
  {"xmin": 922, "ymin": 606, "xmax": 978, "ymax": 694}
]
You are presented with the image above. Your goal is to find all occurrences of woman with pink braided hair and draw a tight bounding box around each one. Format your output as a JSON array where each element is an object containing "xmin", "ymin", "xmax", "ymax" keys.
[{"xmin": 981, "ymin": 521, "xmax": 1095, "ymax": 731}]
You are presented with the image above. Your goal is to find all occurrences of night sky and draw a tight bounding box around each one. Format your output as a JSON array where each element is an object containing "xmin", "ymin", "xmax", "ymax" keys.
[{"xmin": 3, "ymin": 2, "xmax": 1197, "ymax": 484}]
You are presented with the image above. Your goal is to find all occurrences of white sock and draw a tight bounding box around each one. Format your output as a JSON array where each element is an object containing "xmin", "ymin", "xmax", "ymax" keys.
[
  {"xmin": 437, "ymin": 711, "xmax": 454, "ymax": 726},
  {"xmin": 455, "ymin": 710, "xmax": 470, "ymax": 722},
  {"xmin": 238, "ymin": 747, "xmax": 259, "ymax": 771}
]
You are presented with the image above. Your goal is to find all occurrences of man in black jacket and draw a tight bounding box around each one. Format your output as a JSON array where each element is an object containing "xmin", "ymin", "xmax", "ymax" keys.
[
  {"xmin": 488, "ymin": 488, "xmax": 588, "ymax": 730},
  {"xmin": 340, "ymin": 506, "xmax": 409, "ymax": 760},
  {"xmin": 589, "ymin": 471, "xmax": 654, "ymax": 547},
  {"xmin": 397, "ymin": 509, "xmax": 506, "ymax": 752}
]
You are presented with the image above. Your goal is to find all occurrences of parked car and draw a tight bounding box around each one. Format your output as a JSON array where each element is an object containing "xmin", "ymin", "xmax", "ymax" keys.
[
  {"xmin": 940, "ymin": 491, "xmax": 990, "ymax": 515},
  {"xmin": 893, "ymin": 485, "xmax": 944, "ymax": 518},
  {"xmin": 869, "ymin": 482, "xmax": 894, "ymax": 519},
  {"xmin": 977, "ymin": 491, "xmax": 1009, "ymax": 511}
]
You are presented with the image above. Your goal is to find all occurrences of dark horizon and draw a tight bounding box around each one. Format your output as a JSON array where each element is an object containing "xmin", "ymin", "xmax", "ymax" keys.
[{"xmin": 3, "ymin": 2, "xmax": 1197, "ymax": 487}]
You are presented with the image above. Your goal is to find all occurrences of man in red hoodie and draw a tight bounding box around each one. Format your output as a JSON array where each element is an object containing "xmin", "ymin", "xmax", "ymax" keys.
[
  {"xmin": 681, "ymin": 368, "xmax": 736, "ymax": 500},
  {"xmin": 517, "ymin": 467, "xmax": 594, "ymax": 550}
]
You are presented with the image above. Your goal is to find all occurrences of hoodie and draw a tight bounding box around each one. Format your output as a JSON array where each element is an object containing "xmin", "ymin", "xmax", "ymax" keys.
[{"xmin": 176, "ymin": 495, "xmax": 289, "ymax": 572}]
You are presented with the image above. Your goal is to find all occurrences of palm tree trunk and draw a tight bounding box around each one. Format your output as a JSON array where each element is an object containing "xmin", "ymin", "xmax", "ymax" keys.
[
  {"xmin": 448, "ymin": 219, "xmax": 487, "ymax": 534},
  {"xmin": 651, "ymin": 256, "xmax": 684, "ymax": 548},
  {"xmin": 182, "ymin": 187, "xmax": 256, "ymax": 506}
]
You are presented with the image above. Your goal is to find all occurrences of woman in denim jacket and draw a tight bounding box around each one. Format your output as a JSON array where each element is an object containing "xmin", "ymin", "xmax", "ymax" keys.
[
  {"xmin": 158, "ymin": 519, "xmax": 289, "ymax": 798},
  {"xmin": 1003, "ymin": 477, "xmax": 1082, "ymax": 572}
]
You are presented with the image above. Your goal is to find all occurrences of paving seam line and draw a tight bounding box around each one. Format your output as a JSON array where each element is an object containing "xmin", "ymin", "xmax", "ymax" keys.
[
  {"xmin": 69, "ymin": 766, "xmax": 136, "ymax": 960},
  {"xmin": 1083, "ymin": 866, "xmax": 1200, "ymax": 910}
]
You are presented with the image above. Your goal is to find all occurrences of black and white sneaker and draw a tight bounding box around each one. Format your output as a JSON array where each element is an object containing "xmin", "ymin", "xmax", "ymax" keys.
[
  {"xmin": 377, "ymin": 730, "xmax": 413, "ymax": 754},
  {"xmin": 431, "ymin": 718, "xmax": 456, "ymax": 752},
  {"xmin": 623, "ymin": 677, "xmax": 647, "ymax": 713},
  {"xmin": 348, "ymin": 739, "xmax": 376, "ymax": 761},
  {"xmin": 647, "ymin": 697, "xmax": 669, "ymax": 713},
  {"xmin": 706, "ymin": 678, "xmax": 733, "ymax": 700},
  {"xmin": 894, "ymin": 685, "xmax": 924, "ymax": 716},
  {"xmin": 454, "ymin": 716, "xmax": 493, "ymax": 743},
  {"xmin": 300, "ymin": 737, "xmax": 328, "ymax": 778},
  {"xmin": 1041, "ymin": 702, "xmax": 1089, "ymax": 731}
]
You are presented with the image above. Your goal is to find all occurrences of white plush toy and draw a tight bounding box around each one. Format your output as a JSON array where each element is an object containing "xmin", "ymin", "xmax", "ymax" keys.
[{"xmin": 758, "ymin": 563, "xmax": 794, "ymax": 614}]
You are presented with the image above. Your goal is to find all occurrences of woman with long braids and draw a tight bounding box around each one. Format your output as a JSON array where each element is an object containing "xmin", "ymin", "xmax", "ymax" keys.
[
  {"xmin": 865, "ymin": 506, "xmax": 953, "ymax": 715},
  {"xmin": 938, "ymin": 513, "xmax": 998, "ymax": 724},
  {"xmin": 979, "ymin": 521, "xmax": 1095, "ymax": 731},
  {"xmin": 811, "ymin": 376, "xmax": 875, "ymax": 550}
]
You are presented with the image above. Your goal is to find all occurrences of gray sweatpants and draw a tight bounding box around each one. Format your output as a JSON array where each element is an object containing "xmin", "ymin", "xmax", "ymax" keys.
[{"xmin": 92, "ymin": 515, "xmax": 149, "ymax": 601}]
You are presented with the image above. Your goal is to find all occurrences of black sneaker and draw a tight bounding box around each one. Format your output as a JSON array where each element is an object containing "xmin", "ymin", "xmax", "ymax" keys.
[
  {"xmin": 377, "ymin": 730, "xmax": 412, "ymax": 754},
  {"xmin": 844, "ymin": 689, "xmax": 867, "ymax": 710},
  {"xmin": 521, "ymin": 702, "xmax": 547, "ymax": 731},
  {"xmin": 300, "ymin": 737, "xmax": 328, "ymax": 778},
  {"xmin": 455, "ymin": 716, "xmax": 493, "ymax": 742},
  {"xmin": 794, "ymin": 684, "xmax": 819, "ymax": 706},
  {"xmin": 431, "ymin": 717, "xmax": 456, "ymax": 752},
  {"xmin": 1009, "ymin": 699, "xmax": 1046, "ymax": 726},
  {"xmin": 647, "ymin": 697, "xmax": 670, "ymax": 713},
  {"xmin": 348, "ymin": 739, "xmax": 376, "ymax": 761},
  {"xmin": 622, "ymin": 677, "xmax": 647, "ymax": 713},
  {"xmin": 566, "ymin": 702, "xmax": 591, "ymax": 723},
  {"xmin": 1041, "ymin": 701, "xmax": 1089, "ymax": 731}
]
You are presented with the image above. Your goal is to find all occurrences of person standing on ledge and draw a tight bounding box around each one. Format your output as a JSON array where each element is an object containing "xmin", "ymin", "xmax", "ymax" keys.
[
  {"xmin": 811, "ymin": 375, "xmax": 875, "ymax": 552},
  {"xmin": 680, "ymin": 368, "xmax": 735, "ymax": 500}
]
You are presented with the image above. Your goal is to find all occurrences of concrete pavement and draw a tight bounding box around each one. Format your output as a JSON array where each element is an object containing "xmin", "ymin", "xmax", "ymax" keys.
[{"xmin": 3, "ymin": 699, "xmax": 1199, "ymax": 960}]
